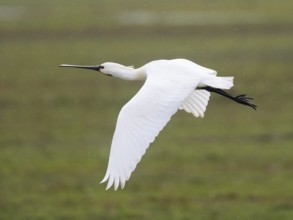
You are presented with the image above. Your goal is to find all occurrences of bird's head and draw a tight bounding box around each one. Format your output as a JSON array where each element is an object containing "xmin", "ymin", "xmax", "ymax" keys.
[{"xmin": 59, "ymin": 62, "xmax": 134, "ymax": 79}]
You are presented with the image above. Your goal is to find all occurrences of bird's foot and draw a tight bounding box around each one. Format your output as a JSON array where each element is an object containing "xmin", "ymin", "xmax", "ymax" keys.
[{"xmin": 234, "ymin": 94, "xmax": 257, "ymax": 110}]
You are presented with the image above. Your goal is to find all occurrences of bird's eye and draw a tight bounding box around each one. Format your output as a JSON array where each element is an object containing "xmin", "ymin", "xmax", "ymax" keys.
[{"xmin": 99, "ymin": 65, "xmax": 104, "ymax": 70}]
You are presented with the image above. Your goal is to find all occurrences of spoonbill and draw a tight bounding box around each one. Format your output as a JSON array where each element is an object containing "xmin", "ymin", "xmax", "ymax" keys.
[{"xmin": 60, "ymin": 59, "xmax": 256, "ymax": 190}]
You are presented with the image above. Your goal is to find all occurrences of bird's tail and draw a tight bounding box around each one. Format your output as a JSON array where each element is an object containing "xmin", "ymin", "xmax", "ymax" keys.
[{"xmin": 201, "ymin": 76, "xmax": 234, "ymax": 90}]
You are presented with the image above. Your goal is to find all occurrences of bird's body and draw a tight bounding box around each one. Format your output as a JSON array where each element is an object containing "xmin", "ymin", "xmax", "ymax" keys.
[{"xmin": 60, "ymin": 58, "xmax": 256, "ymax": 190}]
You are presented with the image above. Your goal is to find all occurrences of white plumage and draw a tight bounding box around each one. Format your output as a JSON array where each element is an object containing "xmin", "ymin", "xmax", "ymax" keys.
[{"xmin": 60, "ymin": 58, "xmax": 256, "ymax": 190}]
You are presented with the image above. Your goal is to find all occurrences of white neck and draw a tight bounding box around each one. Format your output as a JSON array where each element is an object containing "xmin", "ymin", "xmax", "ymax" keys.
[
  {"xmin": 103, "ymin": 64, "xmax": 146, "ymax": 81},
  {"xmin": 117, "ymin": 67, "xmax": 141, "ymax": 81}
]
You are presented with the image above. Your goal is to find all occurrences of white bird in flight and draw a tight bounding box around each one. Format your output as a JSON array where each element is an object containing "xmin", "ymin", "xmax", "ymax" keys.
[{"xmin": 60, "ymin": 59, "xmax": 256, "ymax": 190}]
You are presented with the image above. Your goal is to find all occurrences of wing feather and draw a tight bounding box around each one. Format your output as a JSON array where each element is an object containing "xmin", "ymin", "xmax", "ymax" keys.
[
  {"xmin": 101, "ymin": 71, "xmax": 199, "ymax": 190},
  {"xmin": 180, "ymin": 90, "xmax": 210, "ymax": 118}
]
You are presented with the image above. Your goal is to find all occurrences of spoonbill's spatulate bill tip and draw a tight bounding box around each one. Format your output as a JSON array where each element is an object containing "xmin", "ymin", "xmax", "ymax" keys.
[{"xmin": 60, "ymin": 58, "xmax": 257, "ymax": 190}]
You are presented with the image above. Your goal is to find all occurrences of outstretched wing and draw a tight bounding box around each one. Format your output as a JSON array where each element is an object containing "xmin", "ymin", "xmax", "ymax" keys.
[{"xmin": 100, "ymin": 70, "xmax": 199, "ymax": 190}]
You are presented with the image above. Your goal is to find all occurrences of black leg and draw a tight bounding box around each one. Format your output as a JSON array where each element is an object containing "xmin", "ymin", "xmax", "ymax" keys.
[{"xmin": 198, "ymin": 86, "xmax": 257, "ymax": 110}]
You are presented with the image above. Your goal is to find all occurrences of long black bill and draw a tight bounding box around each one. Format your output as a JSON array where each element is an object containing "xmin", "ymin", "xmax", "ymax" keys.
[{"xmin": 59, "ymin": 64, "xmax": 101, "ymax": 71}]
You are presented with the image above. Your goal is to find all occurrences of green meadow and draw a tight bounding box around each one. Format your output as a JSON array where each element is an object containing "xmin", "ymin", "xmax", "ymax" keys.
[{"xmin": 0, "ymin": 0, "xmax": 292, "ymax": 219}]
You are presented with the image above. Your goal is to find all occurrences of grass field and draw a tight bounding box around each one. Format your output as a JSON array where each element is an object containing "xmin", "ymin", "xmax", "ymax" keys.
[{"xmin": 0, "ymin": 0, "xmax": 293, "ymax": 219}]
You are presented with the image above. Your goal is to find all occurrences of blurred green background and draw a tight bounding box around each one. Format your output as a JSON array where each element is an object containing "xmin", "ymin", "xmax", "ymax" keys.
[{"xmin": 0, "ymin": 0, "xmax": 292, "ymax": 219}]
